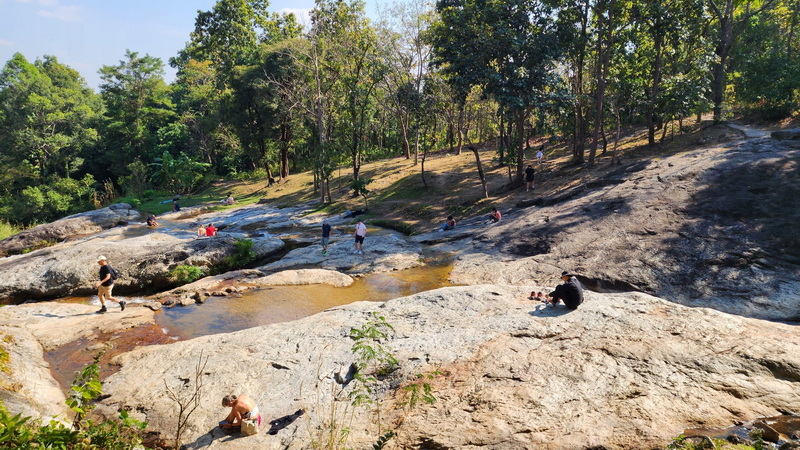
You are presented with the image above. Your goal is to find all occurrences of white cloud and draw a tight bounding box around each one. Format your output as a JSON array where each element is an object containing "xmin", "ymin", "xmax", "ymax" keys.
[
  {"xmin": 37, "ymin": 4, "xmax": 81, "ymax": 21},
  {"xmin": 280, "ymin": 8, "xmax": 311, "ymax": 29},
  {"xmin": 0, "ymin": 38, "xmax": 13, "ymax": 47},
  {"xmin": 14, "ymin": 0, "xmax": 58, "ymax": 4}
]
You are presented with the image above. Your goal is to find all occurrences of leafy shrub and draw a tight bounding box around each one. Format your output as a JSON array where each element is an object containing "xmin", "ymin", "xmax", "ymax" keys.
[
  {"xmin": 0, "ymin": 353, "xmax": 150, "ymax": 449},
  {"xmin": 128, "ymin": 198, "xmax": 142, "ymax": 209},
  {"xmin": 169, "ymin": 265, "xmax": 204, "ymax": 285},
  {"xmin": 141, "ymin": 189, "xmax": 160, "ymax": 201},
  {"xmin": 0, "ymin": 221, "xmax": 20, "ymax": 240},
  {"xmin": 223, "ymin": 238, "xmax": 256, "ymax": 269}
]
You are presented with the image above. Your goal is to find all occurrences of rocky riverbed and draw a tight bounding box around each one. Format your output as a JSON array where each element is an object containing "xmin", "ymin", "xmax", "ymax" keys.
[{"xmin": 1, "ymin": 126, "xmax": 799, "ymax": 449}]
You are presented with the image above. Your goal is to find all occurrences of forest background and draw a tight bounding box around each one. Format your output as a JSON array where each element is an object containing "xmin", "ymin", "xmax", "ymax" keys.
[{"xmin": 0, "ymin": 0, "xmax": 797, "ymax": 232}]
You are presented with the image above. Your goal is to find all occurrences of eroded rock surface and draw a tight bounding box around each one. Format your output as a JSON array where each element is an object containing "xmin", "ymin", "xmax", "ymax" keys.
[
  {"xmin": 0, "ymin": 302, "xmax": 155, "ymax": 422},
  {"xmin": 0, "ymin": 231, "xmax": 284, "ymax": 303},
  {"xmin": 446, "ymin": 137, "xmax": 800, "ymax": 321},
  {"xmin": 85, "ymin": 286, "xmax": 799, "ymax": 449},
  {"xmin": 0, "ymin": 203, "xmax": 140, "ymax": 256}
]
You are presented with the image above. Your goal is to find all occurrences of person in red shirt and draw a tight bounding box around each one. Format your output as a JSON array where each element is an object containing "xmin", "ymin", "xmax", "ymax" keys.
[
  {"xmin": 205, "ymin": 223, "xmax": 218, "ymax": 236},
  {"xmin": 488, "ymin": 207, "xmax": 502, "ymax": 223}
]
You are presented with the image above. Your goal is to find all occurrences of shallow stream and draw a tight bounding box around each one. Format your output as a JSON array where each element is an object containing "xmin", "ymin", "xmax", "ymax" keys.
[{"xmin": 46, "ymin": 256, "xmax": 454, "ymax": 390}]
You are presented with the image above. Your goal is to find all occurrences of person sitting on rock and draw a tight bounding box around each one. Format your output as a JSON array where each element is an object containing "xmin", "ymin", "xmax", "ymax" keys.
[
  {"xmin": 172, "ymin": 198, "xmax": 181, "ymax": 212},
  {"xmin": 222, "ymin": 194, "xmax": 235, "ymax": 205},
  {"xmin": 146, "ymin": 214, "xmax": 158, "ymax": 227},
  {"xmin": 219, "ymin": 394, "xmax": 260, "ymax": 430},
  {"xmin": 439, "ymin": 215, "xmax": 456, "ymax": 231},
  {"xmin": 197, "ymin": 224, "xmax": 207, "ymax": 237},
  {"xmin": 205, "ymin": 223, "xmax": 217, "ymax": 237},
  {"xmin": 488, "ymin": 207, "xmax": 502, "ymax": 223},
  {"xmin": 545, "ymin": 271, "xmax": 584, "ymax": 309}
]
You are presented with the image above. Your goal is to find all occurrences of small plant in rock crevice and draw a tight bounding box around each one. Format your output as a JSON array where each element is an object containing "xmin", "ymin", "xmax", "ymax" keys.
[
  {"xmin": 168, "ymin": 264, "xmax": 204, "ymax": 285},
  {"xmin": 222, "ymin": 238, "xmax": 256, "ymax": 270}
]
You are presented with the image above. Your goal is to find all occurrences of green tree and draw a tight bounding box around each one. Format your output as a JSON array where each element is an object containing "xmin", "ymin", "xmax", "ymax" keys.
[
  {"xmin": 431, "ymin": 0, "xmax": 562, "ymax": 186},
  {"xmin": 0, "ymin": 53, "xmax": 101, "ymax": 189},
  {"xmin": 97, "ymin": 50, "xmax": 175, "ymax": 177}
]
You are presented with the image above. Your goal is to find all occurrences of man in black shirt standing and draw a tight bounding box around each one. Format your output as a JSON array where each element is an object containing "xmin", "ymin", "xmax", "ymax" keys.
[
  {"xmin": 95, "ymin": 255, "xmax": 125, "ymax": 314},
  {"xmin": 546, "ymin": 271, "xmax": 584, "ymax": 309}
]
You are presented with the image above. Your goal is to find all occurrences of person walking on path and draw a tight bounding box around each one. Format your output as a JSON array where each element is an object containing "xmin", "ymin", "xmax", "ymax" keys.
[
  {"xmin": 353, "ymin": 219, "xmax": 367, "ymax": 254},
  {"xmin": 95, "ymin": 256, "xmax": 125, "ymax": 314},
  {"xmin": 321, "ymin": 220, "xmax": 332, "ymax": 255},
  {"xmin": 536, "ymin": 147, "xmax": 544, "ymax": 164},
  {"xmin": 524, "ymin": 165, "xmax": 535, "ymax": 191},
  {"xmin": 545, "ymin": 271, "xmax": 584, "ymax": 309}
]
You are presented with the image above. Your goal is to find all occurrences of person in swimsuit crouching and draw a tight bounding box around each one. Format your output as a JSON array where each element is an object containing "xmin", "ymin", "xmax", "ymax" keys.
[{"xmin": 219, "ymin": 394, "xmax": 260, "ymax": 430}]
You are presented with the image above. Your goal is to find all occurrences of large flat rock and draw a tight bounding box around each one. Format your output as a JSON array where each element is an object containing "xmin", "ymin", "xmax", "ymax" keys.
[
  {"xmin": 458, "ymin": 139, "xmax": 800, "ymax": 321},
  {"xmin": 88, "ymin": 286, "xmax": 799, "ymax": 449},
  {"xmin": 0, "ymin": 203, "xmax": 141, "ymax": 256}
]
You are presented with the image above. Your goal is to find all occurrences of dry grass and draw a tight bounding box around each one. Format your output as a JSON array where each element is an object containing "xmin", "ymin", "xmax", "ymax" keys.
[{"xmin": 218, "ymin": 120, "xmax": 742, "ymax": 232}]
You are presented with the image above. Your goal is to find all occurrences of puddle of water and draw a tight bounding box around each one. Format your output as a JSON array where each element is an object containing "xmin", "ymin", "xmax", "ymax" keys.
[
  {"xmin": 684, "ymin": 415, "xmax": 800, "ymax": 444},
  {"xmin": 156, "ymin": 262, "xmax": 454, "ymax": 340},
  {"xmin": 44, "ymin": 323, "xmax": 174, "ymax": 392}
]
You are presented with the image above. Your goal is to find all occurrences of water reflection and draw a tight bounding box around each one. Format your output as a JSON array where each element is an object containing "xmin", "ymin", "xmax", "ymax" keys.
[{"xmin": 156, "ymin": 263, "xmax": 453, "ymax": 340}]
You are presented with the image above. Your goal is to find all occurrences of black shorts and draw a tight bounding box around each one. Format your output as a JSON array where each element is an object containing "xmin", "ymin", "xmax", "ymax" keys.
[{"xmin": 355, "ymin": 235, "xmax": 365, "ymax": 244}]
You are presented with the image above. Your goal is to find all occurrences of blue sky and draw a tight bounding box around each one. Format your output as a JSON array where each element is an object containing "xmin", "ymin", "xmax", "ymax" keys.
[{"xmin": 0, "ymin": 0, "xmax": 380, "ymax": 89}]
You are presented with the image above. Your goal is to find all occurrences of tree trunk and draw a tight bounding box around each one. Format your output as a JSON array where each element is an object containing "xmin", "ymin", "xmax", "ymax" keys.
[
  {"xmin": 514, "ymin": 108, "xmax": 525, "ymax": 187},
  {"xmin": 572, "ymin": 0, "xmax": 590, "ymax": 165},
  {"xmin": 469, "ymin": 146, "xmax": 489, "ymax": 199},
  {"xmin": 588, "ymin": 0, "xmax": 615, "ymax": 166},
  {"xmin": 647, "ymin": 33, "xmax": 663, "ymax": 145},
  {"xmin": 456, "ymin": 104, "xmax": 465, "ymax": 155}
]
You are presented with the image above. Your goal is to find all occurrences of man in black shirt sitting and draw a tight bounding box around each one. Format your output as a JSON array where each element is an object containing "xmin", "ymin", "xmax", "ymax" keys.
[{"xmin": 546, "ymin": 271, "xmax": 584, "ymax": 309}]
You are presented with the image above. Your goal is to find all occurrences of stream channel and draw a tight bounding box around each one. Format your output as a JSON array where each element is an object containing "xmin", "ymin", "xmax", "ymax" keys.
[{"xmin": 45, "ymin": 234, "xmax": 455, "ymax": 391}]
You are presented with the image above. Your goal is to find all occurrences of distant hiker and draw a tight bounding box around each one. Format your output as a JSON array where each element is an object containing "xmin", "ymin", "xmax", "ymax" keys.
[
  {"xmin": 222, "ymin": 194, "xmax": 235, "ymax": 205},
  {"xmin": 205, "ymin": 223, "xmax": 217, "ymax": 237},
  {"xmin": 353, "ymin": 219, "xmax": 367, "ymax": 254},
  {"xmin": 321, "ymin": 220, "xmax": 332, "ymax": 255},
  {"xmin": 197, "ymin": 224, "xmax": 207, "ymax": 237},
  {"xmin": 525, "ymin": 165, "xmax": 536, "ymax": 191},
  {"xmin": 439, "ymin": 215, "xmax": 456, "ymax": 231},
  {"xmin": 219, "ymin": 394, "xmax": 261, "ymax": 431},
  {"xmin": 488, "ymin": 207, "xmax": 502, "ymax": 223},
  {"xmin": 146, "ymin": 214, "xmax": 158, "ymax": 227},
  {"xmin": 536, "ymin": 147, "xmax": 544, "ymax": 164},
  {"xmin": 545, "ymin": 271, "xmax": 584, "ymax": 310},
  {"xmin": 172, "ymin": 198, "xmax": 181, "ymax": 212},
  {"xmin": 94, "ymin": 256, "xmax": 125, "ymax": 314}
]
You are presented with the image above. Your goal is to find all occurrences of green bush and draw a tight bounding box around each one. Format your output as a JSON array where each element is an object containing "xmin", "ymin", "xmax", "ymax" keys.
[
  {"xmin": 141, "ymin": 189, "xmax": 160, "ymax": 201},
  {"xmin": 0, "ymin": 354, "xmax": 150, "ymax": 449},
  {"xmin": 169, "ymin": 265, "xmax": 204, "ymax": 285},
  {"xmin": 223, "ymin": 238, "xmax": 256, "ymax": 269},
  {"xmin": 128, "ymin": 198, "xmax": 142, "ymax": 209},
  {"xmin": 0, "ymin": 221, "xmax": 20, "ymax": 240}
]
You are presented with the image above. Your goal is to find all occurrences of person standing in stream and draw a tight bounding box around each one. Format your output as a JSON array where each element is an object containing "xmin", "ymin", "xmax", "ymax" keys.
[
  {"xmin": 94, "ymin": 255, "xmax": 125, "ymax": 314},
  {"xmin": 353, "ymin": 219, "xmax": 367, "ymax": 255}
]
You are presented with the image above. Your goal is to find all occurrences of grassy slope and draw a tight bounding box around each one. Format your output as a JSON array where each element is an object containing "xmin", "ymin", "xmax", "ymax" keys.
[{"xmin": 173, "ymin": 119, "xmax": 734, "ymax": 234}]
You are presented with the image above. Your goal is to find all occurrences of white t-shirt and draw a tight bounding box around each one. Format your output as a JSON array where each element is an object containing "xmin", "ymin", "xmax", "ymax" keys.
[{"xmin": 355, "ymin": 222, "xmax": 367, "ymax": 237}]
